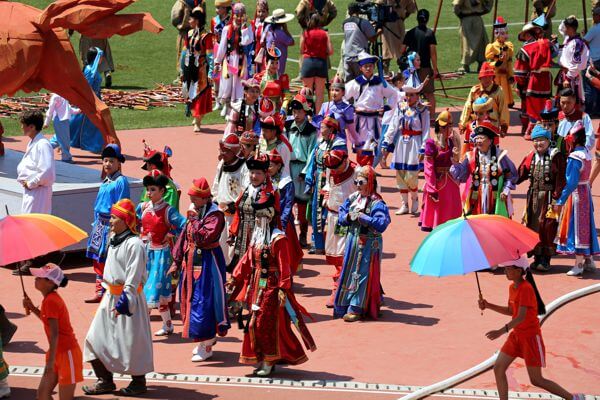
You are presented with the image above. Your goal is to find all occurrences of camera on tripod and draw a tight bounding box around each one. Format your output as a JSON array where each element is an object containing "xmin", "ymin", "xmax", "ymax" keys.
[{"xmin": 355, "ymin": 0, "xmax": 399, "ymax": 29}]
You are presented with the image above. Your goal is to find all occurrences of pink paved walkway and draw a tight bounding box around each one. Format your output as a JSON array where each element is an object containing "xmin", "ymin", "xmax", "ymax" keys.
[{"xmin": 2, "ymin": 118, "xmax": 600, "ymax": 399}]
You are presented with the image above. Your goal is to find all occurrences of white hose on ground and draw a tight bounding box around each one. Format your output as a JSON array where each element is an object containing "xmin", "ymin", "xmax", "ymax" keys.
[{"xmin": 398, "ymin": 283, "xmax": 600, "ymax": 400}]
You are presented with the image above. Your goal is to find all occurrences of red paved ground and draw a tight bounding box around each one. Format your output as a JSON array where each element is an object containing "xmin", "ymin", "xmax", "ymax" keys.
[{"xmin": 2, "ymin": 113, "xmax": 600, "ymax": 399}]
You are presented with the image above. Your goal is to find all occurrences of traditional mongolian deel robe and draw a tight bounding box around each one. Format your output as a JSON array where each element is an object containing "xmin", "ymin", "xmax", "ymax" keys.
[
  {"xmin": 16, "ymin": 132, "xmax": 55, "ymax": 214},
  {"xmin": 513, "ymin": 38, "xmax": 553, "ymax": 122},
  {"xmin": 485, "ymin": 40, "xmax": 515, "ymax": 106},
  {"xmin": 334, "ymin": 192, "xmax": 391, "ymax": 320},
  {"xmin": 69, "ymin": 49, "xmax": 105, "ymax": 154},
  {"xmin": 287, "ymin": 119, "xmax": 318, "ymax": 203},
  {"xmin": 304, "ymin": 135, "xmax": 347, "ymax": 251},
  {"xmin": 260, "ymin": 135, "xmax": 292, "ymax": 174},
  {"xmin": 517, "ymin": 148, "xmax": 566, "ymax": 257},
  {"xmin": 323, "ymin": 162, "xmax": 357, "ymax": 295},
  {"xmin": 137, "ymin": 200, "xmax": 186, "ymax": 309},
  {"xmin": 140, "ymin": 178, "xmax": 179, "ymax": 211},
  {"xmin": 231, "ymin": 229, "xmax": 316, "ymax": 365},
  {"xmin": 558, "ymin": 34, "xmax": 589, "ymax": 102},
  {"xmin": 452, "ymin": 0, "xmax": 492, "ymax": 66},
  {"xmin": 87, "ymin": 171, "xmax": 130, "ymax": 263},
  {"xmin": 172, "ymin": 202, "xmax": 230, "ymax": 340},
  {"xmin": 344, "ymin": 75, "xmax": 398, "ymax": 162},
  {"xmin": 317, "ymin": 100, "xmax": 356, "ymax": 142},
  {"xmin": 459, "ymin": 83, "xmax": 509, "ymax": 133},
  {"xmin": 450, "ymin": 146, "xmax": 518, "ymax": 217},
  {"xmin": 229, "ymin": 184, "xmax": 260, "ymax": 270},
  {"xmin": 182, "ymin": 27, "xmax": 214, "ymax": 118},
  {"xmin": 419, "ymin": 138, "xmax": 462, "ymax": 231},
  {"xmin": 225, "ymin": 99, "xmax": 260, "ymax": 136},
  {"xmin": 555, "ymin": 147, "xmax": 600, "ymax": 256},
  {"xmin": 212, "ymin": 158, "xmax": 248, "ymax": 265},
  {"xmin": 215, "ymin": 23, "xmax": 254, "ymax": 104},
  {"xmin": 384, "ymin": 101, "xmax": 430, "ymax": 193},
  {"xmin": 557, "ymin": 109, "xmax": 596, "ymax": 152},
  {"xmin": 84, "ymin": 231, "xmax": 154, "ymax": 376},
  {"xmin": 272, "ymin": 173, "xmax": 304, "ymax": 275}
]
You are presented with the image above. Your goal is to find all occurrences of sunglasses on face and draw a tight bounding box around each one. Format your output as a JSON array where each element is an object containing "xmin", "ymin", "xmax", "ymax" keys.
[{"xmin": 354, "ymin": 179, "xmax": 367, "ymax": 186}]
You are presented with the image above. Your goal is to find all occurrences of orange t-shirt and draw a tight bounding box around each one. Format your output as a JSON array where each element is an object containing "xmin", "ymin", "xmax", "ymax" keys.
[
  {"xmin": 40, "ymin": 292, "xmax": 79, "ymax": 353},
  {"xmin": 508, "ymin": 281, "xmax": 541, "ymax": 336}
]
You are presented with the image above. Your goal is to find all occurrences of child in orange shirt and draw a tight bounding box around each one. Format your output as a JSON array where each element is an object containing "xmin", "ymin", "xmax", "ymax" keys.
[
  {"xmin": 478, "ymin": 256, "xmax": 584, "ymax": 400},
  {"xmin": 23, "ymin": 264, "xmax": 83, "ymax": 400}
]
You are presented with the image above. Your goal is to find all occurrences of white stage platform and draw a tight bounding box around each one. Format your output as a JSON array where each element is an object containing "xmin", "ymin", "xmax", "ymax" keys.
[{"xmin": 0, "ymin": 149, "xmax": 143, "ymax": 251}]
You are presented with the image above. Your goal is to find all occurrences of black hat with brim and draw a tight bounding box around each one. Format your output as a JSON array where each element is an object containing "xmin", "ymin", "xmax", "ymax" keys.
[{"xmin": 101, "ymin": 144, "xmax": 125, "ymax": 163}]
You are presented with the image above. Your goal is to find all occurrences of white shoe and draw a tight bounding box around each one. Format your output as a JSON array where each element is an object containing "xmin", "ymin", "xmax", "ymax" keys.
[
  {"xmin": 583, "ymin": 258, "xmax": 597, "ymax": 272},
  {"xmin": 255, "ymin": 363, "xmax": 274, "ymax": 376},
  {"xmin": 192, "ymin": 339, "xmax": 216, "ymax": 355},
  {"xmin": 154, "ymin": 324, "xmax": 174, "ymax": 336},
  {"xmin": 411, "ymin": 199, "xmax": 419, "ymax": 215},
  {"xmin": 212, "ymin": 102, "xmax": 221, "ymax": 112},
  {"xmin": 191, "ymin": 344, "xmax": 213, "ymax": 362},
  {"xmin": 567, "ymin": 264, "xmax": 584, "ymax": 276},
  {"xmin": 395, "ymin": 204, "xmax": 409, "ymax": 215},
  {"xmin": 0, "ymin": 378, "xmax": 10, "ymax": 398},
  {"xmin": 220, "ymin": 105, "xmax": 227, "ymax": 117}
]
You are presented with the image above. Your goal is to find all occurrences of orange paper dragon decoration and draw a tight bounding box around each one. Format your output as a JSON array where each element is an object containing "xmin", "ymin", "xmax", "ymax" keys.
[{"xmin": 0, "ymin": 0, "xmax": 163, "ymax": 149}]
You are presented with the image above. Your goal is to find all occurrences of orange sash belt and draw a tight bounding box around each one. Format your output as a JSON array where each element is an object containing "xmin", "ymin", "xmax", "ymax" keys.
[{"xmin": 107, "ymin": 283, "xmax": 143, "ymax": 296}]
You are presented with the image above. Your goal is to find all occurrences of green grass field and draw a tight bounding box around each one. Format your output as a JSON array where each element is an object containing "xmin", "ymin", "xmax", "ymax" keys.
[{"xmin": 1, "ymin": 0, "xmax": 587, "ymax": 136}]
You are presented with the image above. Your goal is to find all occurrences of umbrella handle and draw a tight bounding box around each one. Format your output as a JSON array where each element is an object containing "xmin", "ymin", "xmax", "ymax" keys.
[{"xmin": 476, "ymin": 272, "xmax": 483, "ymax": 316}]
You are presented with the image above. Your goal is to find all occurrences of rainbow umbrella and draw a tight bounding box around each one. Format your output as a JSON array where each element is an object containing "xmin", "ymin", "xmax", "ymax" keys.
[
  {"xmin": 0, "ymin": 213, "xmax": 88, "ymax": 266},
  {"xmin": 410, "ymin": 214, "xmax": 539, "ymax": 293}
]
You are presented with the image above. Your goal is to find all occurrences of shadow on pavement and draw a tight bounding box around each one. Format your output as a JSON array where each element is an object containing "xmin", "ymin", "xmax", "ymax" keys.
[
  {"xmin": 5, "ymin": 340, "xmax": 45, "ymax": 354},
  {"xmin": 383, "ymin": 298, "xmax": 433, "ymax": 311}
]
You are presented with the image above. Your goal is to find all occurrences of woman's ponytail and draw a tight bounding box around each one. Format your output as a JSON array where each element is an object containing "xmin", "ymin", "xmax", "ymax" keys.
[{"xmin": 525, "ymin": 270, "xmax": 546, "ymax": 315}]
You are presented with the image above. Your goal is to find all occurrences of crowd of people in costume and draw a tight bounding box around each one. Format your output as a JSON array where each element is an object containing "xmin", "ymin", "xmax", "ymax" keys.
[{"xmin": 2, "ymin": 1, "xmax": 600, "ymax": 400}]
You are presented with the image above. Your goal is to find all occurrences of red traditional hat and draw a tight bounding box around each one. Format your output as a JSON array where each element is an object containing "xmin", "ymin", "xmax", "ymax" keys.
[
  {"xmin": 142, "ymin": 169, "xmax": 169, "ymax": 188},
  {"xmin": 259, "ymin": 97, "xmax": 275, "ymax": 117},
  {"xmin": 357, "ymin": 165, "xmax": 377, "ymax": 196},
  {"xmin": 262, "ymin": 81, "xmax": 283, "ymax": 101},
  {"xmin": 323, "ymin": 149, "xmax": 348, "ymax": 169},
  {"xmin": 478, "ymin": 62, "xmax": 496, "ymax": 79},
  {"xmin": 111, "ymin": 199, "xmax": 139, "ymax": 234},
  {"xmin": 242, "ymin": 78, "xmax": 260, "ymax": 89},
  {"xmin": 260, "ymin": 114, "xmax": 284, "ymax": 133},
  {"xmin": 268, "ymin": 148, "xmax": 283, "ymax": 164},
  {"xmin": 142, "ymin": 139, "xmax": 172, "ymax": 178},
  {"xmin": 473, "ymin": 121, "xmax": 500, "ymax": 139},
  {"xmin": 240, "ymin": 130, "xmax": 259, "ymax": 145},
  {"xmin": 290, "ymin": 93, "xmax": 311, "ymax": 112},
  {"xmin": 322, "ymin": 114, "xmax": 340, "ymax": 132},
  {"xmin": 220, "ymin": 133, "xmax": 240, "ymax": 149},
  {"xmin": 187, "ymin": 177, "xmax": 211, "ymax": 198},
  {"xmin": 493, "ymin": 16, "xmax": 507, "ymax": 29}
]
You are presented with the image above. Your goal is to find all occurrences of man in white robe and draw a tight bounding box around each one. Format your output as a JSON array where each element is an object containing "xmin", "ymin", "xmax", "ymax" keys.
[
  {"xmin": 16, "ymin": 110, "xmax": 55, "ymax": 215},
  {"xmin": 83, "ymin": 199, "xmax": 154, "ymax": 397}
]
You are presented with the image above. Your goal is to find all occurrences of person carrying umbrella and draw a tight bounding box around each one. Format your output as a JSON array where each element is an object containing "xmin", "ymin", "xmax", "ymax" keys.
[
  {"xmin": 22, "ymin": 263, "xmax": 83, "ymax": 400},
  {"xmin": 477, "ymin": 256, "xmax": 585, "ymax": 400}
]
